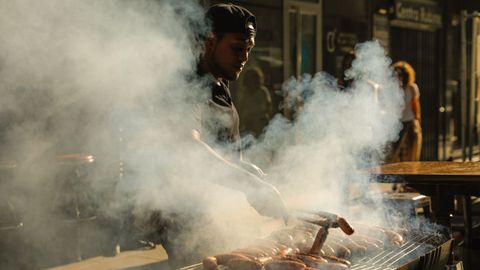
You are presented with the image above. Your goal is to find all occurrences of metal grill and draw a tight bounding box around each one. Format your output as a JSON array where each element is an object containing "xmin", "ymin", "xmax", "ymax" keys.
[
  {"xmin": 350, "ymin": 232, "xmax": 452, "ymax": 270},
  {"xmin": 180, "ymin": 231, "xmax": 452, "ymax": 270}
]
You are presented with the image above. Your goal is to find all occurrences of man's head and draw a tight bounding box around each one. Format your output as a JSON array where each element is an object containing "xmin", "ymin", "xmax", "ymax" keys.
[{"xmin": 201, "ymin": 3, "xmax": 256, "ymax": 81}]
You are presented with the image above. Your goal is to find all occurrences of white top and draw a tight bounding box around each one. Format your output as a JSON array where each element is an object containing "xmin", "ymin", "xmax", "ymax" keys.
[{"xmin": 401, "ymin": 83, "xmax": 420, "ymax": 122}]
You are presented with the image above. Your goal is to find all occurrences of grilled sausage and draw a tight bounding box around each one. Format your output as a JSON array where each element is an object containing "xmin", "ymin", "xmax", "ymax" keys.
[
  {"xmin": 233, "ymin": 248, "xmax": 270, "ymax": 258},
  {"xmin": 329, "ymin": 235, "xmax": 367, "ymax": 254},
  {"xmin": 226, "ymin": 258, "xmax": 263, "ymax": 270},
  {"xmin": 327, "ymin": 241, "xmax": 351, "ymax": 258},
  {"xmin": 322, "ymin": 244, "xmax": 336, "ymax": 256},
  {"xmin": 215, "ymin": 253, "xmax": 252, "ymax": 265},
  {"xmin": 350, "ymin": 235, "xmax": 383, "ymax": 252},
  {"xmin": 270, "ymin": 230, "xmax": 295, "ymax": 246},
  {"xmin": 265, "ymin": 260, "xmax": 306, "ymax": 270},
  {"xmin": 337, "ymin": 217, "xmax": 354, "ymax": 235},
  {"xmin": 202, "ymin": 256, "xmax": 217, "ymax": 270},
  {"xmin": 279, "ymin": 247, "xmax": 298, "ymax": 256},
  {"xmin": 322, "ymin": 255, "xmax": 352, "ymax": 267},
  {"xmin": 282, "ymin": 255, "xmax": 307, "ymax": 264},
  {"xmin": 248, "ymin": 244, "xmax": 280, "ymax": 256},
  {"xmin": 291, "ymin": 253, "xmax": 328, "ymax": 267},
  {"xmin": 354, "ymin": 223, "xmax": 403, "ymax": 246},
  {"xmin": 314, "ymin": 262, "xmax": 349, "ymax": 270},
  {"xmin": 381, "ymin": 228, "xmax": 404, "ymax": 246},
  {"xmin": 256, "ymin": 256, "xmax": 274, "ymax": 265}
]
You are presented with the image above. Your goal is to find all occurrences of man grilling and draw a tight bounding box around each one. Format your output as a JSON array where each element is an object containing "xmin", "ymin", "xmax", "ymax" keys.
[
  {"xmin": 194, "ymin": 3, "xmax": 288, "ymax": 219},
  {"xmin": 136, "ymin": 4, "xmax": 288, "ymax": 268}
]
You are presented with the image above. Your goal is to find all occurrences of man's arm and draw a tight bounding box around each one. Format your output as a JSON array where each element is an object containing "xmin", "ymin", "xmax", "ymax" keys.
[{"xmin": 191, "ymin": 129, "xmax": 288, "ymax": 221}]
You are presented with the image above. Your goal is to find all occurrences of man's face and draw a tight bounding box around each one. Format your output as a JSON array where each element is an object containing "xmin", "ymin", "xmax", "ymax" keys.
[{"xmin": 206, "ymin": 33, "xmax": 255, "ymax": 81}]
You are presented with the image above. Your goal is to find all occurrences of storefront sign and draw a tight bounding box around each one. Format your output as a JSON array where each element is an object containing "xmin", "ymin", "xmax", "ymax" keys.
[
  {"xmin": 393, "ymin": 0, "xmax": 442, "ymax": 29},
  {"xmin": 326, "ymin": 29, "xmax": 358, "ymax": 53}
]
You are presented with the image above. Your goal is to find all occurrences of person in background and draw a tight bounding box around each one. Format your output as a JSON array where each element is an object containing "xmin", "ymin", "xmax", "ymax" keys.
[
  {"xmin": 238, "ymin": 67, "xmax": 273, "ymax": 137},
  {"xmin": 389, "ymin": 61, "xmax": 422, "ymax": 162},
  {"xmin": 337, "ymin": 51, "xmax": 356, "ymax": 90}
]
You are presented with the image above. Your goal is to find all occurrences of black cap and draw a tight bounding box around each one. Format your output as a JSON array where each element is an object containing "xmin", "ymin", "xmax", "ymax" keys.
[{"xmin": 206, "ymin": 3, "xmax": 256, "ymax": 36}]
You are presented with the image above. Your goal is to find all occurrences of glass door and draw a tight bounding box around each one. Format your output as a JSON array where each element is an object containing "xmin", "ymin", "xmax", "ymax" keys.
[
  {"xmin": 283, "ymin": 0, "xmax": 322, "ymax": 79},
  {"xmin": 283, "ymin": 0, "xmax": 322, "ymax": 118}
]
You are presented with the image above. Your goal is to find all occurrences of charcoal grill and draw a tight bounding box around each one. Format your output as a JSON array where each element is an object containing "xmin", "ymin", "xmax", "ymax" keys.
[{"xmin": 179, "ymin": 230, "xmax": 452, "ymax": 270}]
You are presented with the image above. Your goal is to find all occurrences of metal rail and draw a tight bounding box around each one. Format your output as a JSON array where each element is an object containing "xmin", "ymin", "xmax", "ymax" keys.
[
  {"xmin": 460, "ymin": 11, "xmax": 480, "ymax": 161},
  {"xmin": 350, "ymin": 233, "xmax": 446, "ymax": 270}
]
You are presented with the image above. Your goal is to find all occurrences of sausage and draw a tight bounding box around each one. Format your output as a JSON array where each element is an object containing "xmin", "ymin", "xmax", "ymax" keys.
[
  {"xmin": 309, "ymin": 226, "xmax": 329, "ymax": 254},
  {"xmin": 351, "ymin": 235, "xmax": 384, "ymax": 250},
  {"xmin": 256, "ymin": 239, "xmax": 290, "ymax": 255},
  {"xmin": 247, "ymin": 244, "xmax": 280, "ymax": 256},
  {"xmin": 314, "ymin": 262, "xmax": 349, "ymax": 270},
  {"xmin": 233, "ymin": 248, "xmax": 270, "ymax": 258},
  {"xmin": 354, "ymin": 223, "xmax": 403, "ymax": 245},
  {"xmin": 290, "ymin": 254, "xmax": 328, "ymax": 268},
  {"xmin": 296, "ymin": 241, "xmax": 312, "ymax": 254},
  {"xmin": 215, "ymin": 253, "xmax": 252, "ymax": 265},
  {"xmin": 322, "ymin": 255, "xmax": 352, "ymax": 267},
  {"xmin": 329, "ymin": 235, "xmax": 367, "ymax": 254},
  {"xmin": 322, "ymin": 244, "xmax": 336, "ymax": 256},
  {"xmin": 353, "ymin": 223, "xmax": 386, "ymax": 239},
  {"xmin": 226, "ymin": 258, "xmax": 263, "ymax": 270},
  {"xmin": 270, "ymin": 230, "xmax": 295, "ymax": 246},
  {"xmin": 265, "ymin": 260, "xmax": 306, "ymax": 270},
  {"xmin": 202, "ymin": 256, "xmax": 217, "ymax": 270},
  {"xmin": 381, "ymin": 228, "xmax": 404, "ymax": 246},
  {"xmin": 256, "ymin": 256, "xmax": 274, "ymax": 265},
  {"xmin": 279, "ymin": 247, "xmax": 298, "ymax": 256},
  {"xmin": 282, "ymin": 255, "xmax": 307, "ymax": 264},
  {"xmin": 355, "ymin": 238, "xmax": 382, "ymax": 253},
  {"xmin": 327, "ymin": 241, "xmax": 351, "ymax": 258},
  {"xmin": 336, "ymin": 217, "xmax": 354, "ymax": 235}
]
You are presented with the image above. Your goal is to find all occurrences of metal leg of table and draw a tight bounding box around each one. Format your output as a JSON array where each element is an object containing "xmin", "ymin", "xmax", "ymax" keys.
[
  {"xmin": 461, "ymin": 195, "xmax": 473, "ymax": 247},
  {"xmin": 431, "ymin": 186, "xmax": 455, "ymax": 226}
]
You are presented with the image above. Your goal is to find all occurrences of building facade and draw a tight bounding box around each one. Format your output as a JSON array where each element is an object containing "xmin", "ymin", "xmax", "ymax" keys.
[{"xmin": 206, "ymin": 0, "xmax": 480, "ymax": 161}]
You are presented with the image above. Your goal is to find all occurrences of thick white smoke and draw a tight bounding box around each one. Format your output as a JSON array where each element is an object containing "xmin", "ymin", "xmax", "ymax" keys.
[
  {"xmin": 245, "ymin": 41, "xmax": 404, "ymax": 222},
  {"xmin": 0, "ymin": 0, "xmax": 276, "ymax": 267},
  {"xmin": 0, "ymin": 0, "xmax": 407, "ymax": 268}
]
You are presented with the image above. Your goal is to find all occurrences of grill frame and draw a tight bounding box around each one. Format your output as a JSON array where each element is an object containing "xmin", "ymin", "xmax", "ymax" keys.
[
  {"xmin": 179, "ymin": 233, "xmax": 453, "ymax": 270},
  {"xmin": 350, "ymin": 233, "xmax": 453, "ymax": 270}
]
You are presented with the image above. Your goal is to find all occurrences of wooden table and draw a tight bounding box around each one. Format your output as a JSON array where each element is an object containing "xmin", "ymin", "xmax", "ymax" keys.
[{"xmin": 366, "ymin": 161, "xmax": 480, "ymax": 246}]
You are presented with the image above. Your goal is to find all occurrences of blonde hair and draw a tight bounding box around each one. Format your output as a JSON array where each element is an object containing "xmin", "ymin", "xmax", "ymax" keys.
[{"xmin": 393, "ymin": 61, "xmax": 416, "ymax": 86}]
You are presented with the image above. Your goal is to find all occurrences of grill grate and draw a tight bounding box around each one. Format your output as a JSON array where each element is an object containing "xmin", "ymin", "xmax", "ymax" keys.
[
  {"xmin": 180, "ymin": 232, "xmax": 452, "ymax": 270},
  {"xmin": 350, "ymin": 232, "xmax": 451, "ymax": 270}
]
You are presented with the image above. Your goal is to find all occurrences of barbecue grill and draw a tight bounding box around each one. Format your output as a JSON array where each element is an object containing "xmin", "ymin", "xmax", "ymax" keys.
[{"xmin": 179, "ymin": 228, "xmax": 452, "ymax": 270}]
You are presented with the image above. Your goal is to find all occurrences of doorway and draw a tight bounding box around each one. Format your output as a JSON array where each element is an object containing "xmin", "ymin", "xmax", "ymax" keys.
[{"xmin": 283, "ymin": 0, "xmax": 323, "ymax": 79}]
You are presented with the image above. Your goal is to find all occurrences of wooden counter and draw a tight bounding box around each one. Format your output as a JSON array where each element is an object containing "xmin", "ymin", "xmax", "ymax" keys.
[{"xmin": 366, "ymin": 161, "xmax": 480, "ymax": 246}]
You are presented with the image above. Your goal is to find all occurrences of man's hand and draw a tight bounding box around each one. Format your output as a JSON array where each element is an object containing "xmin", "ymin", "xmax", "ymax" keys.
[{"xmin": 244, "ymin": 178, "xmax": 289, "ymax": 222}]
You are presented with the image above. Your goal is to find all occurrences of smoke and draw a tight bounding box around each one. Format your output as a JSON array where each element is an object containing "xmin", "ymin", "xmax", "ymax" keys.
[
  {"xmin": 0, "ymin": 0, "xmax": 411, "ymax": 268},
  {"xmin": 244, "ymin": 41, "xmax": 404, "ymax": 222},
  {"xmin": 0, "ymin": 0, "xmax": 275, "ymax": 267}
]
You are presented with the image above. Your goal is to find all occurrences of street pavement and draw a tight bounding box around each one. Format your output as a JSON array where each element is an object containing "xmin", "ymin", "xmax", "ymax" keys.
[{"xmin": 48, "ymin": 246, "xmax": 170, "ymax": 270}]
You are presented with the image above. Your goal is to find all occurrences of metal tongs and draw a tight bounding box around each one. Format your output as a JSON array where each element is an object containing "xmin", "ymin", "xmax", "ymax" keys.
[{"xmin": 293, "ymin": 210, "xmax": 355, "ymax": 255}]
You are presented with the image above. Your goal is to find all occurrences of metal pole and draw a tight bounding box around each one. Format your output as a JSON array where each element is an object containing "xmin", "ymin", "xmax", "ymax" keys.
[
  {"xmin": 468, "ymin": 15, "xmax": 478, "ymax": 160},
  {"xmin": 472, "ymin": 15, "xmax": 478, "ymax": 161},
  {"xmin": 461, "ymin": 10, "xmax": 468, "ymax": 161},
  {"xmin": 296, "ymin": 8, "xmax": 302, "ymax": 79}
]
